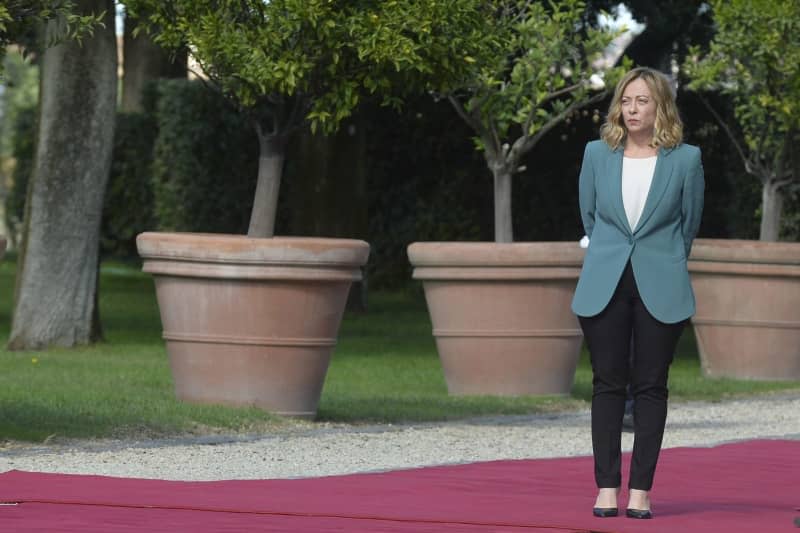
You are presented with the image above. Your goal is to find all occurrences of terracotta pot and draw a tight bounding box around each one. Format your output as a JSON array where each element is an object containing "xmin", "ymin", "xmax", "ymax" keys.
[
  {"xmin": 408, "ymin": 242, "xmax": 584, "ymax": 396},
  {"xmin": 137, "ymin": 232, "xmax": 369, "ymax": 418},
  {"xmin": 688, "ymin": 238, "xmax": 800, "ymax": 380}
]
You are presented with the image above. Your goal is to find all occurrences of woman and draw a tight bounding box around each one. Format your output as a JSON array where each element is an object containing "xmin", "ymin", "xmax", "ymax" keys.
[{"xmin": 571, "ymin": 67, "xmax": 704, "ymax": 520}]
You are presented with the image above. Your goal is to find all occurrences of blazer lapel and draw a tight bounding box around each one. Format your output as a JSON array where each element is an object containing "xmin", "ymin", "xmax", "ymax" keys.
[
  {"xmin": 607, "ymin": 147, "xmax": 633, "ymax": 235},
  {"xmin": 632, "ymin": 146, "xmax": 675, "ymax": 235}
]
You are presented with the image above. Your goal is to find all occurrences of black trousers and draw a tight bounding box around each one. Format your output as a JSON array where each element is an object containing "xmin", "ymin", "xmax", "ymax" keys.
[{"xmin": 578, "ymin": 261, "xmax": 685, "ymax": 491}]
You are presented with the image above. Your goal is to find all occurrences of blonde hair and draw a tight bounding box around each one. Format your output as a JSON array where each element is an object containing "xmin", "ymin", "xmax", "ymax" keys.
[{"xmin": 600, "ymin": 67, "xmax": 683, "ymax": 150}]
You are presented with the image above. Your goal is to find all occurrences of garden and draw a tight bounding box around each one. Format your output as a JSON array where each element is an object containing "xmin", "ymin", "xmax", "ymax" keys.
[{"xmin": 0, "ymin": 0, "xmax": 798, "ymax": 443}]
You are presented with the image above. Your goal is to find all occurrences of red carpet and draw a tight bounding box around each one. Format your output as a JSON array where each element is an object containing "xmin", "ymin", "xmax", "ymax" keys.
[{"xmin": 0, "ymin": 439, "xmax": 797, "ymax": 532}]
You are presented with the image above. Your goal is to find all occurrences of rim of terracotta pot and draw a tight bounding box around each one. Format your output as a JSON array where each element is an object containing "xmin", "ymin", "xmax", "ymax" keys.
[
  {"xmin": 407, "ymin": 241, "xmax": 585, "ymax": 267},
  {"xmin": 690, "ymin": 238, "xmax": 800, "ymax": 265},
  {"xmin": 137, "ymin": 232, "xmax": 370, "ymax": 266},
  {"xmin": 137, "ymin": 232, "xmax": 369, "ymax": 281}
]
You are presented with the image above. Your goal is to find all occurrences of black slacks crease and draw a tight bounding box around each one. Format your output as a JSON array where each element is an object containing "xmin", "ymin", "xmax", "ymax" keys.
[{"xmin": 578, "ymin": 261, "xmax": 685, "ymax": 491}]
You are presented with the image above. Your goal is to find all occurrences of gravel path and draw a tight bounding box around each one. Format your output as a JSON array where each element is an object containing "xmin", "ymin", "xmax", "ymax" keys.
[{"xmin": 1, "ymin": 394, "xmax": 798, "ymax": 481}]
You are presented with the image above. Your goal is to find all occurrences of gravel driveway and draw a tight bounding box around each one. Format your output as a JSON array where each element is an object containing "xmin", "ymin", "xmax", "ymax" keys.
[{"xmin": 1, "ymin": 394, "xmax": 798, "ymax": 481}]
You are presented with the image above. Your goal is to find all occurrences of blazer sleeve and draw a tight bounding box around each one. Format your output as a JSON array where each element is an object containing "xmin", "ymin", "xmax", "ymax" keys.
[
  {"xmin": 578, "ymin": 143, "xmax": 596, "ymax": 238},
  {"xmin": 681, "ymin": 148, "xmax": 705, "ymax": 257}
]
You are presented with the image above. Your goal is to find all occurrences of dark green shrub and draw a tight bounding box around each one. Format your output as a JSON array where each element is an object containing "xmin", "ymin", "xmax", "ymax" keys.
[
  {"xmin": 100, "ymin": 112, "xmax": 158, "ymax": 258},
  {"xmin": 4, "ymin": 105, "xmax": 36, "ymax": 246},
  {"xmin": 364, "ymin": 97, "xmax": 594, "ymax": 288},
  {"xmin": 364, "ymin": 98, "xmax": 488, "ymax": 288},
  {"xmin": 6, "ymin": 107, "xmax": 157, "ymax": 257},
  {"xmin": 150, "ymin": 79, "xmax": 259, "ymax": 234},
  {"xmin": 780, "ymin": 184, "xmax": 800, "ymax": 241}
]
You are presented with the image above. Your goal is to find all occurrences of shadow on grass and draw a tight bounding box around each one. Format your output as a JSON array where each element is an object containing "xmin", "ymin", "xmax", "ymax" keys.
[
  {"xmin": 317, "ymin": 393, "xmax": 588, "ymax": 424},
  {"xmin": 0, "ymin": 399, "xmax": 153, "ymax": 442}
]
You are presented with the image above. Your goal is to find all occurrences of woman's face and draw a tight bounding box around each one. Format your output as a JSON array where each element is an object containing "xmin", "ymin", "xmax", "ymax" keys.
[{"xmin": 620, "ymin": 78, "xmax": 656, "ymax": 137}]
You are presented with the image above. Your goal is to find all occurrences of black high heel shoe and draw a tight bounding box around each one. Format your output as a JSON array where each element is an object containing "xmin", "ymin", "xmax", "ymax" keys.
[
  {"xmin": 592, "ymin": 507, "xmax": 618, "ymax": 517},
  {"xmin": 626, "ymin": 508, "xmax": 653, "ymax": 519}
]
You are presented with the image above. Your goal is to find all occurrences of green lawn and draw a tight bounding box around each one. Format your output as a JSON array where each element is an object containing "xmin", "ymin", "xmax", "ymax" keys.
[{"xmin": 0, "ymin": 255, "xmax": 797, "ymax": 443}]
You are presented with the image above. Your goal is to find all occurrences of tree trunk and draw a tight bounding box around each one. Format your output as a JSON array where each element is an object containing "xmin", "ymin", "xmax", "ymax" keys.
[
  {"xmin": 8, "ymin": 0, "xmax": 117, "ymax": 350},
  {"xmin": 759, "ymin": 180, "xmax": 784, "ymax": 241},
  {"xmin": 491, "ymin": 161, "xmax": 514, "ymax": 243},
  {"xmin": 247, "ymin": 129, "xmax": 287, "ymax": 238},
  {"xmin": 121, "ymin": 12, "xmax": 187, "ymax": 113}
]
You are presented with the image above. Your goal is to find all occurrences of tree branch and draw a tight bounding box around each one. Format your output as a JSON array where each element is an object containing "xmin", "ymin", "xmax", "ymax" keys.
[
  {"xmin": 541, "ymin": 81, "xmax": 584, "ymax": 105},
  {"xmin": 186, "ymin": 52, "xmax": 223, "ymax": 97},
  {"xmin": 448, "ymin": 94, "xmax": 494, "ymax": 151},
  {"xmin": 521, "ymin": 83, "xmax": 585, "ymax": 140},
  {"xmin": 753, "ymin": 120, "xmax": 774, "ymax": 177},
  {"xmin": 697, "ymin": 93, "xmax": 755, "ymax": 175},
  {"xmin": 509, "ymin": 0, "xmax": 535, "ymax": 25},
  {"xmin": 773, "ymin": 176, "xmax": 795, "ymax": 189},
  {"xmin": 490, "ymin": 120, "xmax": 502, "ymax": 159},
  {"xmin": 515, "ymin": 90, "xmax": 607, "ymax": 158}
]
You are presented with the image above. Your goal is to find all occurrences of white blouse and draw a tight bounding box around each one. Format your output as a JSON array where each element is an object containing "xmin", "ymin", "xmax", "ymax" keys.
[{"xmin": 621, "ymin": 156, "xmax": 657, "ymax": 231}]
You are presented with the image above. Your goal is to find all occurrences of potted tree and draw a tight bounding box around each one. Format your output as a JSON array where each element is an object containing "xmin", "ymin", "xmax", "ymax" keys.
[
  {"xmin": 126, "ymin": 0, "xmax": 491, "ymax": 416},
  {"xmin": 408, "ymin": 0, "xmax": 625, "ymax": 395},
  {"xmin": 683, "ymin": 0, "xmax": 800, "ymax": 380}
]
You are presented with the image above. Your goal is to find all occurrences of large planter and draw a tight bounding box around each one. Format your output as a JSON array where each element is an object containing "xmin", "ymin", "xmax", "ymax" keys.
[
  {"xmin": 688, "ymin": 238, "xmax": 800, "ymax": 380},
  {"xmin": 407, "ymin": 242, "xmax": 584, "ymax": 396},
  {"xmin": 137, "ymin": 232, "xmax": 369, "ymax": 418}
]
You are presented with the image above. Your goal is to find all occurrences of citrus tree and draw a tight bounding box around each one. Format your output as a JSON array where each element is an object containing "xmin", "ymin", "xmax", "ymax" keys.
[
  {"xmin": 446, "ymin": 0, "xmax": 627, "ymax": 242},
  {"xmin": 683, "ymin": 0, "xmax": 800, "ymax": 241},
  {"xmin": 124, "ymin": 0, "xmax": 494, "ymax": 238}
]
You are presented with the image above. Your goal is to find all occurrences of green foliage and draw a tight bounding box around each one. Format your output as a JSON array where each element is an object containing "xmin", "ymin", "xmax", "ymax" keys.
[
  {"xmin": 0, "ymin": 51, "xmax": 39, "ymax": 247},
  {"xmin": 443, "ymin": 0, "xmax": 627, "ymax": 242},
  {"xmin": 364, "ymin": 97, "xmax": 593, "ymax": 288},
  {"xmin": 5, "ymin": 107, "xmax": 159, "ymax": 258},
  {"xmin": 0, "ymin": 257, "xmax": 797, "ymax": 441},
  {"xmin": 4, "ymin": 105, "xmax": 36, "ymax": 242},
  {"xmin": 0, "ymin": 258, "xmax": 280, "ymax": 441},
  {"xmin": 0, "ymin": 50, "xmax": 39, "ymax": 159},
  {"xmin": 0, "ymin": 0, "xmax": 105, "ymax": 77},
  {"xmin": 365, "ymin": 99, "xmax": 488, "ymax": 287},
  {"xmin": 684, "ymin": 0, "xmax": 800, "ymax": 176},
  {"xmin": 681, "ymin": 95, "xmax": 762, "ymax": 239},
  {"xmin": 452, "ymin": 0, "xmax": 626, "ymax": 162},
  {"xmin": 101, "ymin": 113, "xmax": 158, "ymax": 258},
  {"xmin": 124, "ymin": 0, "xmax": 493, "ymax": 134},
  {"xmin": 782, "ymin": 186, "xmax": 800, "ymax": 240},
  {"xmin": 150, "ymin": 79, "xmax": 259, "ymax": 234},
  {"xmin": 122, "ymin": 0, "xmax": 495, "ymax": 237}
]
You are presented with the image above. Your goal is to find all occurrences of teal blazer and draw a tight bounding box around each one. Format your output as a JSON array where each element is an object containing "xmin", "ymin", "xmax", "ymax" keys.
[{"xmin": 571, "ymin": 140, "xmax": 705, "ymax": 324}]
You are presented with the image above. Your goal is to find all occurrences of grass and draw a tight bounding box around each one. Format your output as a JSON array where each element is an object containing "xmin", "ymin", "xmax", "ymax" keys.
[
  {"xmin": 0, "ymin": 256, "xmax": 280, "ymax": 442},
  {"xmin": 0, "ymin": 254, "xmax": 798, "ymax": 443},
  {"xmin": 319, "ymin": 290, "xmax": 587, "ymax": 422}
]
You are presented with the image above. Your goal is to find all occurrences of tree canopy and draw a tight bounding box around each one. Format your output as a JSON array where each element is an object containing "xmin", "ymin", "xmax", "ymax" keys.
[
  {"xmin": 684, "ymin": 0, "xmax": 799, "ymax": 240},
  {"xmin": 0, "ymin": 0, "xmax": 103, "ymax": 76},
  {"xmin": 124, "ymin": 0, "xmax": 495, "ymax": 135},
  {"xmin": 447, "ymin": 0, "xmax": 627, "ymax": 242},
  {"xmin": 122, "ymin": 0, "xmax": 499, "ymax": 237}
]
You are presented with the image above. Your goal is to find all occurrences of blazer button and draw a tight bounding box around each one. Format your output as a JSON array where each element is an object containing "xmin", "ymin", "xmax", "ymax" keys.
[{"xmin": 628, "ymin": 237, "xmax": 634, "ymax": 245}]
